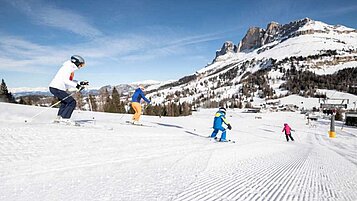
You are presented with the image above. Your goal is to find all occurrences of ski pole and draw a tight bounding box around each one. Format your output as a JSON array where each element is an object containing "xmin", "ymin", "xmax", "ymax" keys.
[
  {"xmin": 88, "ymin": 95, "xmax": 93, "ymax": 112},
  {"xmin": 87, "ymin": 93, "xmax": 96, "ymax": 124},
  {"xmin": 25, "ymin": 90, "xmax": 78, "ymax": 123}
]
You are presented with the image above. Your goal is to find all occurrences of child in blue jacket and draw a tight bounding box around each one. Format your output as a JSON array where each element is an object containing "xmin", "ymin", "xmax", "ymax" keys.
[{"xmin": 210, "ymin": 107, "xmax": 232, "ymax": 142}]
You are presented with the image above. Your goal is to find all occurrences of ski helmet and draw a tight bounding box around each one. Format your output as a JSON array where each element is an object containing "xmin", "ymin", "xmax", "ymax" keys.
[
  {"xmin": 71, "ymin": 55, "xmax": 85, "ymax": 68},
  {"xmin": 219, "ymin": 107, "xmax": 226, "ymax": 114}
]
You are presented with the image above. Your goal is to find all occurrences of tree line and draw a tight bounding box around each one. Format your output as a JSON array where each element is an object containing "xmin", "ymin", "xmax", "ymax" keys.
[
  {"xmin": 1, "ymin": 79, "xmax": 192, "ymax": 117},
  {"xmin": 280, "ymin": 67, "xmax": 357, "ymax": 96}
]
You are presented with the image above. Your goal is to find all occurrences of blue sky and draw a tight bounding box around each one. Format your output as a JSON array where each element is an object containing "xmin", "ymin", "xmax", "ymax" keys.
[{"xmin": 1, "ymin": 0, "xmax": 356, "ymax": 88}]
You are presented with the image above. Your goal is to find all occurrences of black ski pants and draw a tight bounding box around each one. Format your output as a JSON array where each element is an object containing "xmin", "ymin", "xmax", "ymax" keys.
[
  {"xmin": 49, "ymin": 87, "xmax": 76, "ymax": 119},
  {"xmin": 285, "ymin": 134, "xmax": 294, "ymax": 142}
]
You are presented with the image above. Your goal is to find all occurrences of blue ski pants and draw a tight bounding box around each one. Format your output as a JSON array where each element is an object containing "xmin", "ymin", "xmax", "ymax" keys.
[
  {"xmin": 211, "ymin": 126, "xmax": 226, "ymax": 140},
  {"xmin": 49, "ymin": 87, "xmax": 76, "ymax": 119}
]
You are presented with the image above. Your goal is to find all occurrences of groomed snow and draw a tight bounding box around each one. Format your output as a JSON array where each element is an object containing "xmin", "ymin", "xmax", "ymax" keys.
[{"xmin": 0, "ymin": 103, "xmax": 356, "ymax": 201}]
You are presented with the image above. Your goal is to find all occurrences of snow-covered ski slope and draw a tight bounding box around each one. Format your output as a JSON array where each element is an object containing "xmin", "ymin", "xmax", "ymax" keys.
[{"xmin": 0, "ymin": 102, "xmax": 356, "ymax": 201}]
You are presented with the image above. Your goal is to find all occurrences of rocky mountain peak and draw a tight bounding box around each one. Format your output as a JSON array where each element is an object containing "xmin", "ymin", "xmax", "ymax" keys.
[
  {"xmin": 266, "ymin": 21, "xmax": 280, "ymax": 35},
  {"xmin": 238, "ymin": 27, "xmax": 265, "ymax": 52},
  {"xmin": 237, "ymin": 18, "xmax": 313, "ymax": 53},
  {"xmin": 214, "ymin": 41, "xmax": 238, "ymax": 62},
  {"xmin": 148, "ymin": 18, "xmax": 357, "ymax": 108}
]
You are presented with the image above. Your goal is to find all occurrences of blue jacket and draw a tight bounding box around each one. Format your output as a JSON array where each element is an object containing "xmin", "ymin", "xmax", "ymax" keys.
[
  {"xmin": 132, "ymin": 88, "xmax": 150, "ymax": 103},
  {"xmin": 213, "ymin": 111, "xmax": 229, "ymax": 129}
]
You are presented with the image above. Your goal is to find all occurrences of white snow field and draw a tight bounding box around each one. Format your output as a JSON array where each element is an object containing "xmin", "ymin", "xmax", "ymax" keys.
[{"xmin": 0, "ymin": 102, "xmax": 356, "ymax": 201}]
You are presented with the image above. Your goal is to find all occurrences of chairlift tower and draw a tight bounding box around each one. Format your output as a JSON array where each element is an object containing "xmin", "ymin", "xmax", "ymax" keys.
[
  {"xmin": 319, "ymin": 98, "xmax": 349, "ymax": 112},
  {"xmin": 319, "ymin": 98, "xmax": 349, "ymax": 138}
]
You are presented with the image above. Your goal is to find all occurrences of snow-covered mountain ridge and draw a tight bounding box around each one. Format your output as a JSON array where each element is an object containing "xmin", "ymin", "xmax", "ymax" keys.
[
  {"xmin": 147, "ymin": 18, "xmax": 357, "ymax": 107},
  {"xmin": 215, "ymin": 18, "xmax": 356, "ymax": 59},
  {"xmin": 8, "ymin": 18, "xmax": 357, "ymax": 110}
]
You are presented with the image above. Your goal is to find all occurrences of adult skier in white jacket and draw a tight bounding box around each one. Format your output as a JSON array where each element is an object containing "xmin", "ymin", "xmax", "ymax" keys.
[{"xmin": 49, "ymin": 55, "xmax": 88, "ymax": 123}]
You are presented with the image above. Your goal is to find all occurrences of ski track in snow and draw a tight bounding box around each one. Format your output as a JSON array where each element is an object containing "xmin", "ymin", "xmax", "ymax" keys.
[
  {"xmin": 0, "ymin": 103, "xmax": 356, "ymax": 201},
  {"xmin": 172, "ymin": 136, "xmax": 356, "ymax": 201}
]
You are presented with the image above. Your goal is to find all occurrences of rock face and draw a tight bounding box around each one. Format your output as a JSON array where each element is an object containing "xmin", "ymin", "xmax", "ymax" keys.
[
  {"xmin": 215, "ymin": 41, "xmax": 237, "ymax": 57},
  {"xmin": 263, "ymin": 22, "xmax": 281, "ymax": 44},
  {"xmin": 213, "ymin": 41, "xmax": 238, "ymax": 62},
  {"xmin": 148, "ymin": 18, "xmax": 357, "ymax": 107},
  {"xmin": 238, "ymin": 19, "xmax": 313, "ymax": 52},
  {"xmin": 238, "ymin": 27, "xmax": 265, "ymax": 52},
  {"xmin": 217, "ymin": 18, "xmax": 329, "ymax": 56},
  {"xmin": 236, "ymin": 17, "xmax": 357, "ymax": 53}
]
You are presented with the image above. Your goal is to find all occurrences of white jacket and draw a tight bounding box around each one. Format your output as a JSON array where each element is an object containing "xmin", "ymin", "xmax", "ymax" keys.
[{"xmin": 49, "ymin": 60, "xmax": 78, "ymax": 91}]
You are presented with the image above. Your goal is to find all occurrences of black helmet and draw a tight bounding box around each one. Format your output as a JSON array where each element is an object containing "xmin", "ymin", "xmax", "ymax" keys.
[
  {"xmin": 71, "ymin": 55, "xmax": 85, "ymax": 67},
  {"xmin": 219, "ymin": 107, "xmax": 226, "ymax": 114}
]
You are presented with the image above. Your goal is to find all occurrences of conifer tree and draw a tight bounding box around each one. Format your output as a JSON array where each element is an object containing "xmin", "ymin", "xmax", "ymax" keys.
[
  {"xmin": 106, "ymin": 87, "xmax": 120, "ymax": 113},
  {"xmin": 88, "ymin": 94, "xmax": 98, "ymax": 111},
  {"xmin": 0, "ymin": 79, "xmax": 15, "ymax": 103},
  {"xmin": 144, "ymin": 104, "xmax": 154, "ymax": 115},
  {"xmin": 73, "ymin": 92, "xmax": 83, "ymax": 110},
  {"xmin": 102, "ymin": 89, "xmax": 111, "ymax": 112}
]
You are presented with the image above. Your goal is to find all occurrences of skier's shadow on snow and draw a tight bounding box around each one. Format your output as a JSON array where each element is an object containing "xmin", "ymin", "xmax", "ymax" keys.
[
  {"xmin": 153, "ymin": 122, "xmax": 207, "ymax": 138},
  {"xmin": 263, "ymin": 124, "xmax": 281, "ymax": 128},
  {"xmin": 154, "ymin": 122, "xmax": 184, "ymax": 129},
  {"xmin": 184, "ymin": 131, "xmax": 208, "ymax": 139},
  {"xmin": 74, "ymin": 119, "xmax": 95, "ymax": 123},
  {"xmin": 260, "ymin": 128, "xmax": 275, "ymax": 133}
]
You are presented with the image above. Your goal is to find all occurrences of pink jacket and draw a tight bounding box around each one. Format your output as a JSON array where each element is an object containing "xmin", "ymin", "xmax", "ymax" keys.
[{"xmin": 282, "ymin": 124, "xmax": 291, "ymax": 135}]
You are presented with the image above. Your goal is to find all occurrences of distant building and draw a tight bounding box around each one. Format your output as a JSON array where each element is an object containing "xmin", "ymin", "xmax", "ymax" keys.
[{"xmin": 345, "ymin": 112, "xmax": 357, "ymax": 127}]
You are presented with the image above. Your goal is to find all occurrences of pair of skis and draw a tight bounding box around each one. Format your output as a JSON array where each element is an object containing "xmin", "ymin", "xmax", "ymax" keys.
[
  {"xmin": 210, "ymin": 136, "xmax": 236, "ymax": 143},
  {"xmin": 123, "ymin": 121, "xmax": 153, "ymax": 127},
  {"xmin": 51, "ymin": 119, "xmax": 152, "ymax": 129},
  {"xmin": 52, "ymin": 119, "xmax": 113, "ymax": 130}
]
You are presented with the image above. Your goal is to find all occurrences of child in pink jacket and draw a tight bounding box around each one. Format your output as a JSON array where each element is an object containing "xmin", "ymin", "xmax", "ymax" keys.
[{"xmin": 282, "ymin": 123, "xmax": 295, "ymax": 142}]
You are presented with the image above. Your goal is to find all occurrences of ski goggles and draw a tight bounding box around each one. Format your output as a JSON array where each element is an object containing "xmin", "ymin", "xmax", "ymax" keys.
[{"xmin": 78, "ymin": 63, "xmax": 85, "ymax": 68}]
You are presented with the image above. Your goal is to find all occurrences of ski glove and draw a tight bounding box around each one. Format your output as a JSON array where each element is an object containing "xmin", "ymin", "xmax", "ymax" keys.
[
  {"xmin": 76, "ymin": 84, "xmax": 85, "ymax": 91},
  {"xmin": 227, "ymin": 124, "xmax": 232, "ymax": 130},
  {"xmin": 80, "ymin": 80, "xmax": 89, "ymax": 86}
]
